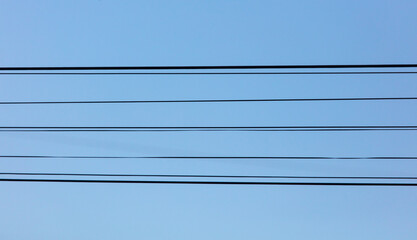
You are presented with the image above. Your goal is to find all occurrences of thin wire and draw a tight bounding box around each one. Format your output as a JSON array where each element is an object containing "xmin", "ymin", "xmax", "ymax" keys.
[
  {"xmin": 1, "ymin": 64, "xmax": 417, "ymax": 71},
  {"xmin": 1, "ymin": 178, "xmax": 416, "ymax": 186},
  {"xmin": 0, "ymin": 126, "xmax": 417, "ymax": 132},
  {"xmin": 1, "ymin": 172, "xmax": 416, "ymax": 180},
  {"xmin": 1, "ymin": 155, "xmax": 417, "ymax": 160},
  {"xmin": 1, "ymin": 97, "xmax": 417, "ymax": 105},
  {"xmin": 1, "ymin": 126, "xmax": 417, "ymax": 132},
  {"xmin": 1, "ymin": 71, "xmax": 417, "ymax": 75},
  {"xmin": 3, "ymin": 129, "xmax": 417, "ymax": 132},
  {"xmin": 2, "ymin": 126, "xmax": 417, "ymax": 129}
]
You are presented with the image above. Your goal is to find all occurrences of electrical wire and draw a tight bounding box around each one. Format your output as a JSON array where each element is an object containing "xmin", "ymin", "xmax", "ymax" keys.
[
  {"xmin": 1, "ymin": 155, "xmax": 417, "ymax": 160},
  {"xmin": 1, "ymin": 126, "xmax": 416, "ymax": 132},
  {"xmin": 1, "ymin": 172, "xmax": 416, "ymax": 180},
  {"xmin": 1, "ymin": 97, "xmax": 416, "ymax": 105},
  {"xmin": 3, "ymin": 126, "xmax": 417, "ymax": 129},
  {"xmin": 1, "ymin": 63, "xmax": 417, "ymax": 71},
  {"xmin": 1, "ymin": 71, "xmax": 417, "ymax": 75},
  {"xmin": 1, "ymin": 178, "xmax": 416, "ymax": 186}
]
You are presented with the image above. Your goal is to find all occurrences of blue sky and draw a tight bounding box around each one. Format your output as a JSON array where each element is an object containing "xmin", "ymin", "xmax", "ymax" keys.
[{"xmin": 1, "ymin": 1, "xmax": 417, "ymax": 239}]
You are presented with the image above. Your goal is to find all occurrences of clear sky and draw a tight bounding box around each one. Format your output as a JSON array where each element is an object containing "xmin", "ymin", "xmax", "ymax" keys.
[{"xmin": 1, "ymin": 1, "xmax": 417, "ymax": 239}]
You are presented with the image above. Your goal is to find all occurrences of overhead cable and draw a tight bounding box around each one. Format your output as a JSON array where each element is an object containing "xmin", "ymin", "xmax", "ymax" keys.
[
  {"xmin": 1, "ymin": 155, "xmax": 417, "ymax": 160},
  {"xmin": 1, "ymin": 63, "xmax": 417, "ymax": 71},
  {"xmin": 1, "ymin": 126, "xmax": 416, "ymax": 132},
  {"xmin": 1, "ymin": 97, "xmax": 416, "ymax": 105},
  {"xmin": 1, "ymin": 71, "xmax": 417, "ymax": 75},
  {"xmin": 1, "ymin": 172, "xmax": 416, "ymax": 180},
  {"xmin": 1, "ymin": 178, "xmax": 416, "ymax": 186}
]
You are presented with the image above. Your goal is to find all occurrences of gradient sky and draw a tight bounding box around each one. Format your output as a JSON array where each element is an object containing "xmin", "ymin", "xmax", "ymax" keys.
[{"xmin": 1, "ymin": 1, "xmax": 417, "ymax": 239}]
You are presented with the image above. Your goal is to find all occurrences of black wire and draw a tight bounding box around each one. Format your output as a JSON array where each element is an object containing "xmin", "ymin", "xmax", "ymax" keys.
[
  {"xmin": 0, "ymin": 129, "xmax": 407, "ymax": 132},
  {"xmin": 1, "ymin": 97, "xmax": 417, "ymax": 105},
  {"xmin": 2, "ymin": 125, "xmax": 417, "ymax": 132},
  {"xmin": 1, "ymin": 64, "xmax": 417, "ymax": 71},
  {"xmin": 4, "ymin": 129, "xmax": 417, "ymax": 132},
  {"xmin": 1, "ymin": 155, "xmax": 417, "ymax": 160},
  {"xmin": 1, "ymin": 71, "xmax": 417, "ymax": 75},
  {"xmin": 0, "ymin": 126, "xmax": 416, "ymax": 133},
  {"xmin": 1, "ymin": 178, "xmax": 416, "ymax": 186},
  {"xmin": 2, "ymin": 126, "xmax": 417, "ymax": 129},
  {"xmin": 1, "ymin": 172, "xmax": 416, "ymax": 180}
]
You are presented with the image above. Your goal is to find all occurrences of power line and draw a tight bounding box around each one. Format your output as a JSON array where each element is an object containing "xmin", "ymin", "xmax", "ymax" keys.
[
  {"xmin": 1, "ymin": 71, "xmax": 417, "ymax": 75},
  {"xmin": 1, "ymin": 155, "xmax": 417, "ymax": 160},
  {"xmin": 1, "ymin": 172, "xmax": 416, "ymax": 180},
  {"xmin": 0, "ymin": 178, "xmax": 416, "ymax": 186},
  {"xmin": 4, "ymin": 129, "xmax": 417, "ymax": 132},
  {"xmin": 3, "ymin": 126, "xmax": 417, "ymax": 129},
  {"xmin": 1, "ymin": 64, "xmax": 417, "ymax": 71},
  {"xmin": 1, "ymin": 126, "xmax": 416, "ymax": 132},
  {"xmin": 1, "ymin": 97, "xmax": 417, "ymax": 105}
]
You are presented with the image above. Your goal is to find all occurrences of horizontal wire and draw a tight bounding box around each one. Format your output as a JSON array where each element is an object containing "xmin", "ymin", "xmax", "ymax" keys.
[
  {"xmin": 1, "ymin": 155, "xmax": 417, "ymax": 160},
  {"xmin": 1, "ymin": 178, "xmax": 416, "ymax": 186},
  {"xmin": 1, "ymin": 72, "xmax": 417, "ymax": 75},
  {"xmin": 1, "ymin": 64, "xmax": 417, "ymax": 71},
  {"xmin": 3, "ymin": 129, "xmax": 417, "ymax": 132},
  {"xmin": 1, "ymin": 172, "xmax": 416, "ymax": 180},
  {"xmin": 2, "ymin": 126, "xmax": 417, "ymax": 129},
  {"xmin": 0, "ymin": 126, "xmax": 417, "ymax": 132},
  {"xmin": 1, "ymin": 97, "xmax": 417, "ymax": 105},
  {"xmin": 1, "ymin": 126, "xmax": 417, "ymax": 132}
]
